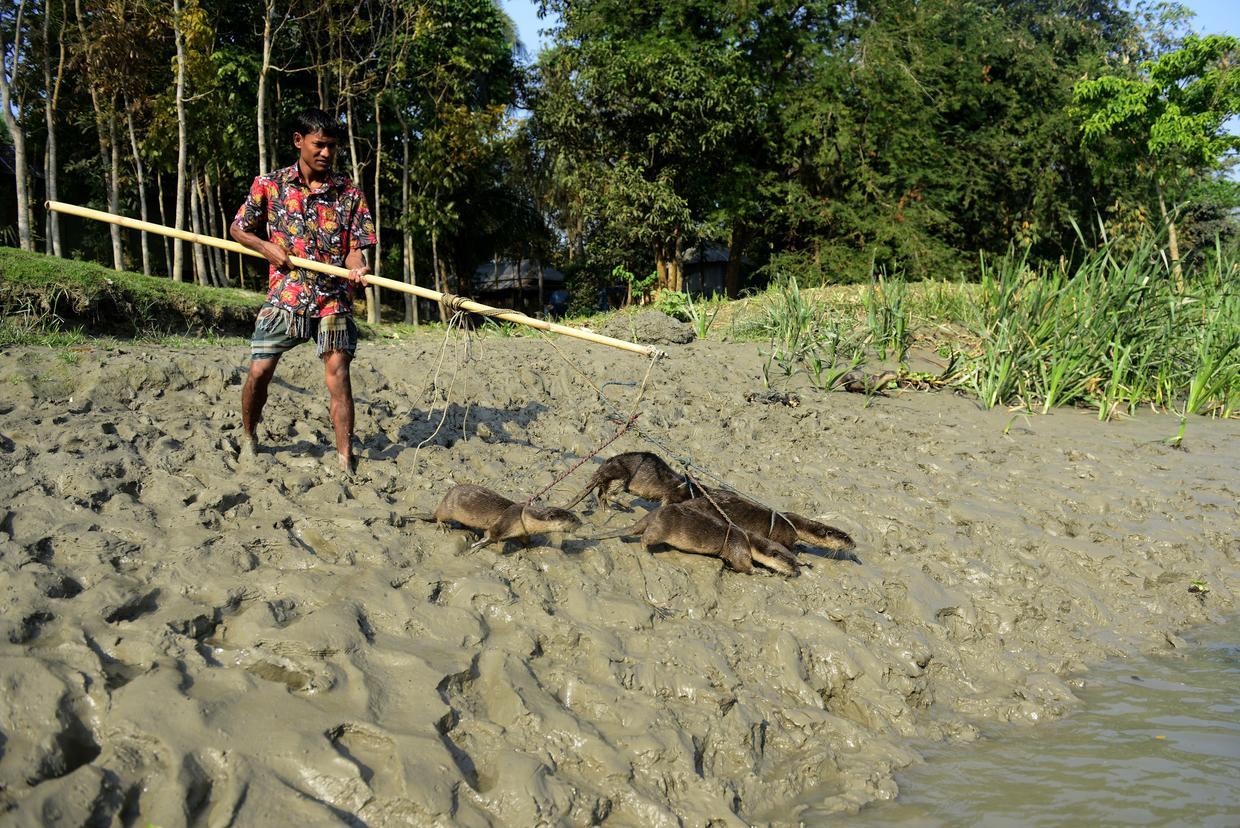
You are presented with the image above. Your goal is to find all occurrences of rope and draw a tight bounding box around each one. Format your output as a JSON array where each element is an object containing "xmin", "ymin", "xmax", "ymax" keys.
[
  {"xmin": 523, "ymin": 335, "xmax": 660, "ymax": 504},
  {"xmin": 412, "ymin": 310, "xmax": 473, "ymax": 468},
  {"xmin": 524, "ymin": 411, "xmax": 641, "ymax": 505},
  {"xmin": 539, "ymin": 333, "xmax": 788, "ymax": 515},
  {"xmin": 534, "ymin": 330, "xmax": 797, "ymax": 535},
  {"xmin": 439, "ymin": 292, "xmax": 518, "ymax": 319}
]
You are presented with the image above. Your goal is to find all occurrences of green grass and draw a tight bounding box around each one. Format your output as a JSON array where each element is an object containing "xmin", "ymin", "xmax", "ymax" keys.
[
  {"xmin": 0, "ymin": 246, "xmax": 262, "ymax": 338},
  {"xmin": 743, "ymin": 237, "xmax": 1238, "ymax": 424}
]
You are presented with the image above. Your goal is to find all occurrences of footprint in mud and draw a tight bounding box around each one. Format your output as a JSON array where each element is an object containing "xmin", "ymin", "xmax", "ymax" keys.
[
  {"xmin": 84, "ymin": 634, "xmax": 144, "ymax": 691},
  {"xmin": 32, "ymin": 569, "xmax": 84, "ymax": 599},
  {"xmin": 8, "ymin": 610, "xmax": 55, "ymax": 645},
  {"xmin": 241, "ymin": 645, "xmax": 336, "ymax": 695},
  {"xmin": 29, "ymin": 701, "xmax": 102, "ymax": 786},
  {"xmin": 179, "ymin": 749, "xmax": 246, "ymax": 828},
  {"xmin": 267, "ymin": 598, "xmax": 299, "ymax": 627},
  {"xmin": 327, "ymin": 723, "xmax": 398, "ymax": 787},
  {"xmin": 104, "ymin": 589, "xmax": 161, "ymax": 624}
]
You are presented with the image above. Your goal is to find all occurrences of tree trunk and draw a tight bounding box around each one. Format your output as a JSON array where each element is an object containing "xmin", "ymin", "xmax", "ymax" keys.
[
  {"xmin": 42, "ymin": 0, "xmax": 66, "ymax": 256},
  {"xmin": 368, "ymin": 94, "xmax": 382, "ymax": 324},
  {"xmin": 213, "ymin": 167, "xmax": 231, "ymax": 286},
  {"xmin": 654, "ymin": 249, "xmax": 670, "ymax": 299},
  {"xmin": 107, "ymin": 111, "xmax": 123, "ymax": 268},
  {"xmin": 125, "ymin": 105, "xmax": 152, "ymax": 276},
  {"xmin": 156, "ymin": 172, "xmax": 173, "ymax": 277},
  {"xmin": 204, "ymin": 165, "xmax": 227, "ymax": 285},
  {"xmin": 345, "ymin": 95, "xmax": 361, "ymax": 182},
  {"xmin": 257, "ymin": 0, "xmax": 273, "ymax": 173},
  {"xmin": 432, "ymin": 228, "xmax": 446, "ymax": 321},
  {"xmin": 0, "ymin": 0, "xmax": 33, "ymax": 251},
  {"xmin": 75, "ymin": 0, "xmax": 121, "ymax": 265},
  {"xmin": 1155, "ymin": 177, "xmax": 1183, "ymax": 289},
  {"xmin": 725, "ymin": 223, "xmax": 745, "ymax": 299},
  {"xmin": 401, "ymin": 122, "xmax": 416, "ymax": 326},
  {"xmin": 189, "ymin": 169, "xmax": 209, "ymax": 285},
  {"xmin": 172, "ymin": 0, "xmax": 188, "ymax": 282}
]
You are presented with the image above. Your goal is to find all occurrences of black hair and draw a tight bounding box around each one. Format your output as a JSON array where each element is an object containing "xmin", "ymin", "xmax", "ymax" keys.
[{"xmin": 292, "ymin": 108, "xmax": 343, "ymax": 141}]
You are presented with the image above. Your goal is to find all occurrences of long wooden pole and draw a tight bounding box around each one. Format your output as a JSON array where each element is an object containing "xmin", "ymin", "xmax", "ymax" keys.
[{"xmin": 46, "ymin": 200, "xmax": 661, "ymax": 357}]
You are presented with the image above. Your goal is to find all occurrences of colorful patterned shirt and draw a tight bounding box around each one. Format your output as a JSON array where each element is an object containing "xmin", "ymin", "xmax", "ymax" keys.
[{"xmin": 233, "ymin": 164, "xmax": 377, "ymax": 318}]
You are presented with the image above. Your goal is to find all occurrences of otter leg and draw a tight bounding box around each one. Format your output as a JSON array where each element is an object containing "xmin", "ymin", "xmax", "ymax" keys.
[
  {"xmin": 468, "ymin": 533, "xmax": 495, "ymax": 552},
  {"xmin": 596, "ymin": 480, "xmax": 614, "ymax": 511},
  {"xmin": 719, "ymin": 537, "xmax": 754, "ymax": 574},
  {"xmin": 751, "ymin": 546, "xmax": 798, "ymax": 576}
]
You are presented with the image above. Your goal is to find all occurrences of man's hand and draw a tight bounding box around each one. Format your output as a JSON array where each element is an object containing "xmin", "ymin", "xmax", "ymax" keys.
[
  {"xmin": 346, "ymin": 265, "xmax": 371, "ymax": 288},
  {"xmin": 263, "ymin": 241, "xmax": 292, "ymax": 271}
]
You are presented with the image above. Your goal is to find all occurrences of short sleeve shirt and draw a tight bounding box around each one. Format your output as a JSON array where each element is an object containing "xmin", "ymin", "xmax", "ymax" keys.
[{"xmin": 233, "ymin": 164, "xmax": 377, "ymax": 318}]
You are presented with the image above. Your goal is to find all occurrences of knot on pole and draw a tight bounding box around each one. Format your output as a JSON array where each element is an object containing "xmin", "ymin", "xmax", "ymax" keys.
[{"xmin": 440, "ymin": 292, "xmax": 472, "ymax": 313}]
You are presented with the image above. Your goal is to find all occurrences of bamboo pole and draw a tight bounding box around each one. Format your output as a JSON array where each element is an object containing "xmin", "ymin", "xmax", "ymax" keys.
[{"xmin": 46, "ymin": 200, "xmax": 662, "ymax": 358}]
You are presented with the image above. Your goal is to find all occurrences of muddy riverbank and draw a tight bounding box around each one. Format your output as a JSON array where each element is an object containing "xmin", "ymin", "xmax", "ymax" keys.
[{"xmin": 1, "ymin": 333, "xmax": 1236, "ymax": 825}]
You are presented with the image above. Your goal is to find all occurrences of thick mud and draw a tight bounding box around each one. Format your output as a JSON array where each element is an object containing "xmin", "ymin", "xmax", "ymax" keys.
[{"xmin": 0, "ymin": 334, "xmax": 1236, "ymax": 825}]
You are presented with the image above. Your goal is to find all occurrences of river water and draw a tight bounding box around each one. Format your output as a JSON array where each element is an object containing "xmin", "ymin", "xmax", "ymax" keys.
[{"xmin": 837, "ymin": 624, "xmax": 1240, "ymax": 827}]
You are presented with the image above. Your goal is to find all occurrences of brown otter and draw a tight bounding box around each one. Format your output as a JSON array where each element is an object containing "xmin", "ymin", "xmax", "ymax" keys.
[
  {"xmin": 593, "ymin": 503, "xmax": 799, "ymax": 576},
  {"xmin": 563, "ymin": 451, "xmax": 705, "ymax": 511},
  {"xmin": 680, "ymin": 491, "xmax": 855, "ymax": 552},
  {"xmin": 432, "ymin": 484, "xmax": 581, "ymax": 551}
]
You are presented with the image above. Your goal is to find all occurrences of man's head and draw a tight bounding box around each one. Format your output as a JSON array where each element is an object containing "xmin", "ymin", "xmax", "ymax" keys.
[{"xmin": 292, "ymin": 108, "xmax": 344, "ymax": 176}]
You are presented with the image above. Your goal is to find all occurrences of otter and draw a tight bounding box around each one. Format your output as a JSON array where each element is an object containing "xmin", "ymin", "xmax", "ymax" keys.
[
  {"xmin": 593, "ymin": 503, "xmax": 799, "ymax": 576},
  {"xmin": 563, "ymin": 451, "xmax": 704, "ymax": 511},
  {"xmin": 431, "ymin": 484, "xmax": 581, "ymax": 551},
  {"xmin": 679, "ymin": 491, "xmax": 855, "ymax": 552}
]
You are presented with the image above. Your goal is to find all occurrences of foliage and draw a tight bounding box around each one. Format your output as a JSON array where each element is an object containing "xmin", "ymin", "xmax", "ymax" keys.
[
  {"xmin": 2, "ymin": 0, "xmax": 1239, "ymax": 320},
  {"xmin": 961, "ymin": 239, "xmax": 1238, "ymax": 418}
]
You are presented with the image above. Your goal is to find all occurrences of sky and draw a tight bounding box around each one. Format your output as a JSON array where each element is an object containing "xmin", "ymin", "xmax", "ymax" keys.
[{"xmin": 499, "ymin": 0, "xmax": 1237, "ymax": 57}]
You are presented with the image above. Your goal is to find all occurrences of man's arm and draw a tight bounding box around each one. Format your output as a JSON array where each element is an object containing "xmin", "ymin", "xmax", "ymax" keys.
[
  {"xmin": 230, "ymin": 222, "xmax": 293, "ymax": 272},
  {"xmin": 230, "ymin": 176, "xmax": 291, "ymax": 272},
  {"xmin": 344, "ymin": 248, "xmax": 371, "ymax": 288}
]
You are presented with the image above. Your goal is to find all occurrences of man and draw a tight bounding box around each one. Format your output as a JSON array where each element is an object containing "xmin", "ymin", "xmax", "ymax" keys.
[{"xmin": 231, "ymin": 108, "xmax": 376, "ymax": 474}]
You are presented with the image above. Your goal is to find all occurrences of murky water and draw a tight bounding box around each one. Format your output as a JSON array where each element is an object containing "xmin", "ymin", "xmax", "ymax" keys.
[{"xmin": 838, "ymin": 624, "xmax": 1240, "ymax": 828}]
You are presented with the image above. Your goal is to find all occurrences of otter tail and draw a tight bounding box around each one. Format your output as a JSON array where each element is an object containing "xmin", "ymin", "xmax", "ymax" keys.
[
  {"xmin": 590, "ymin": 524, "xmax": 641, "ymax": 541},
  {"xmin": 561, "ymin": 484, "xmax": 594, "ymax": 511}
]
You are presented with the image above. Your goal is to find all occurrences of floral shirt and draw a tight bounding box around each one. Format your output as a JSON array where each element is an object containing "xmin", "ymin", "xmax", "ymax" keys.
[{"xmin": 233, "ymin": 164, "xmax": 377, "ymax": 318}]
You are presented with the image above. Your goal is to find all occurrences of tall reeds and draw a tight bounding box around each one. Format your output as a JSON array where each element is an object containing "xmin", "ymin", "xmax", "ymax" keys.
[
  {"xmin": 750, "ymin": 234, "xmax": 1237, "ymax": 422},
  {"xmin": 965, "ymin": 237, "xmax": 1237, "ymax": 419}
]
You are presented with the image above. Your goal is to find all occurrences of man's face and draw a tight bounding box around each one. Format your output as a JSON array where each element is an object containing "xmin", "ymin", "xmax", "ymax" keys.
[{"xmin": 293, "ymin": 130, "xmax": 337, "ymax": 175}]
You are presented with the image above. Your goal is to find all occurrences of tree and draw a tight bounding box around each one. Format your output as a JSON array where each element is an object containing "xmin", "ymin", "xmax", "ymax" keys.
[
  {"xmin": 1074, "ymin": 34, "xmax": 1240, "ymax": 282},
  {"xmin": 2, "ymin": 0, "xmax": 35, "ymax": 251},
  {"xmin": 533, "ymin": 0, "xmax": 758, "ymax": 293}
]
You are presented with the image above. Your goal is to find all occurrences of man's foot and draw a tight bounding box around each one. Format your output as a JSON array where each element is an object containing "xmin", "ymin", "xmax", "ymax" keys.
[
  {"xmin": 337, "ymin": 452, "xmax": 355, "ymax": 478},
  {"xmin": 239, "ymin": 436, "xmax": 259, "ymax": 461}
]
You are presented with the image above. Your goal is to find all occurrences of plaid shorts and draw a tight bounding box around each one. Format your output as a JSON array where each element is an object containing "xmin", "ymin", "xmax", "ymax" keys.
[{"xmin": 250, "ymin": 305, "xmax": 358, "ymax": 360}]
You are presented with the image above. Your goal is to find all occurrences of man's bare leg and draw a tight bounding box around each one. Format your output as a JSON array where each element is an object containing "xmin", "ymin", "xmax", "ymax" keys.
[
  {"xmin": 323, "ymin": 350, "xmax": 355, "ymax": 472},
  {"xmin": 241, "ymin": 356, "xmax": 279, "ymax": 457}
]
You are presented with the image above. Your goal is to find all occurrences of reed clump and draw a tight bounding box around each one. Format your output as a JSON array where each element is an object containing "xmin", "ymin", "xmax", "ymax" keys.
[
  {"xmin": 748, "ymin": 237, "xmax": 1238, "ymax": 420},
  {"xmin": 964, "ymin": 239, "xmax": 1237, "ymax": 419}
]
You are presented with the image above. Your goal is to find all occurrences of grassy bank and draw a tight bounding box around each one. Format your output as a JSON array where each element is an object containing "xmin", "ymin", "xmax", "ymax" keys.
[
  {"xmin": 0, "ymin": 247, "xmax": 262, "ymax": 343},
  {"xmin": 736, "ymin": 239, "xmax": 1238, "ymax": 427},
  {"xmin": 4, "ymin": 244, "xmax": 1236, "ymax": 430}
]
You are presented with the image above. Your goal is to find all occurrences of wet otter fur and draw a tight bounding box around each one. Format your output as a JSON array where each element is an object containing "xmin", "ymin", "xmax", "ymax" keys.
[
  {"xmin": 563, "ymin": 451, "xmax": 704, "ymax": 511},
  {"xmin": 432, "ymin": 484, "xmax": 581, "ymax": 551},
  {"xmin": 680, "ymin": 491, "xmax": 855, "ymax": 552},
  {"xmin": 593, "ymin": 503, "xmax": 799, "ymax": 575}
]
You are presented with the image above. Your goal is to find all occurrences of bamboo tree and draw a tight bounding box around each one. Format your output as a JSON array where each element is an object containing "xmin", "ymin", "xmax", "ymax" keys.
[
  {"xmin": 125, "ymin": 101, "xmax": 152, "ymax": 275},
  {"xmin": 172, "ymin": 0, "xmax": 188, "ymax": 281},
  {"xmin": 40, "ymin": 0, "xmax": 68, "ymax": 256},
  {"xmin": 73, "ymin": 0, "xmax": 123, "ymax": 268},
  {"xmin": 1, "ymin": 0, "xmax": 34, "ymax": 251}
]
